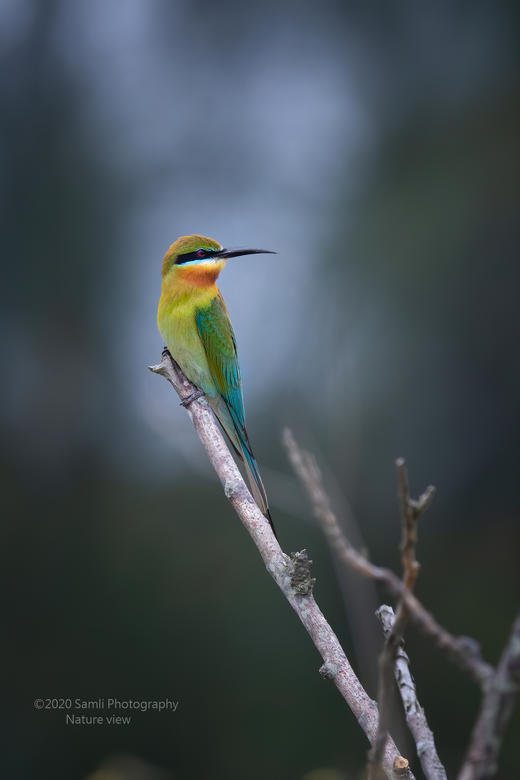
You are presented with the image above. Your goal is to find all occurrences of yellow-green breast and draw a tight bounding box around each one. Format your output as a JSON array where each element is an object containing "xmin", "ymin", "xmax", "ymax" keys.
[{"xmin": 157, "ymin": 261, "xmax": 226, "ymax": 397}]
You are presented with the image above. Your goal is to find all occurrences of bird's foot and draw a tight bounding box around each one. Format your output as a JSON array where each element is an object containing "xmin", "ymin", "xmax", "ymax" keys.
[
  {"xmin": 180, "ymin": 388, "xmax": 205, "ymax": 407},
  {"xmin": 161, "ymin": 345, "xmax": 172, "ymax": 359}
]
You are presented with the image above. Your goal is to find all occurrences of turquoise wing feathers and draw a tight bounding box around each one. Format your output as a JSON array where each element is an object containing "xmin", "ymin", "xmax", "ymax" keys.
[
  {"xmin": 195, "ymin": 293, "xmax": 245, "ymax": 433},
  {"xmin": 195, "ymin": 294, "xmax": 274, "ymax": 533}
]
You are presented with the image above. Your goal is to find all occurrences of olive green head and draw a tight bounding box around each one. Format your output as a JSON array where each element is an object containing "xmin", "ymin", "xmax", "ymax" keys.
[{"xmin": 162, "ymin": 234, "xmax": 223, "ymax": 276}]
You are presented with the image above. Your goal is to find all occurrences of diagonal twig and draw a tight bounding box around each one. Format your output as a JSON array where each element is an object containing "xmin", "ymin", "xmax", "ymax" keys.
[{"xmin": 283, "ymin": 428, "xmax": 493, "ymax": 690}]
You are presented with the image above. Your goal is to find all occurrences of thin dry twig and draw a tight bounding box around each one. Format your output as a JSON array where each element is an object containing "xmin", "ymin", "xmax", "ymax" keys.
[
  {"xmin": 369, "ymin": 459, "xmax": 435, "ymax": 776},
  {"xmin": 150, "ymin": 352, "xmax": 412, "ymax": 780},
  {"xmin": 396, "ymin": 458, "xmax": 435, "ymax": 591},
  {"xmin": 283, "ymin": 428, "xmax": 493, "ymax": 689},
  {"xmin": 377, "ymin": 605, "xmax": 447, "ymax": 780},
  {"xmin": 458, "ymin": 612, "xmax": 520, "ymax": 780}
]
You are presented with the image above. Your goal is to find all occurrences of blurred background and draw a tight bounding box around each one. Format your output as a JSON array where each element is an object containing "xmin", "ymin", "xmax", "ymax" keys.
[{"xmin": 1, "ymin": 1, "xmax": 519, "ymax": 778}]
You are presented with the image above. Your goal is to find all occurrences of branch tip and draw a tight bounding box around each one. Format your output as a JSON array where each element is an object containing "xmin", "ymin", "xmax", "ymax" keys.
[{"xmin": 393, "ymin": 756, "xmax": 410, "ymax": 776}]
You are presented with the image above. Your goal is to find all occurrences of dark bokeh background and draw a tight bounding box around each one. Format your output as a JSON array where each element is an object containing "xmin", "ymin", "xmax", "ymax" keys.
[{"xmin": 1, "ymin": 1, "xmax": 519, "ymax": 778}]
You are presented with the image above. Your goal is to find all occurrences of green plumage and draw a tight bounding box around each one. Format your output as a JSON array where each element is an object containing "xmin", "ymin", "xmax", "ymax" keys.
[
  {"xmin": 196, "ymin": 296, "xmax": 273, "ymax": 531},
  {"xmin": 157, "ymin": 233, "xmax": 275, "ymax": 536},
  {"xmin": 196, "ymin": 295, "xmax": 244, "ymax": 429}
]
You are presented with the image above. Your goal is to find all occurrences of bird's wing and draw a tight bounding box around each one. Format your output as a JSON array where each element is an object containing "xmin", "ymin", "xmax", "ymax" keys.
[
  {"xmin": 195, "ymin": 292, "xmax": 245, "ymax": 433},
  {"xmin": 196, "ymin": 292, "xmax": 273, "ymax": 529}
]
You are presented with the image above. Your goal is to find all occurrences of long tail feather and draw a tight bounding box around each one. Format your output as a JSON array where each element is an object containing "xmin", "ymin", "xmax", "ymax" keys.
[
  {"xmin": 241, "ymin": 441, "xmax": 276, "ymax": 535},
  {"xmin": 208, "ymin": 397, "xmax": 276, "ymax": 538}
]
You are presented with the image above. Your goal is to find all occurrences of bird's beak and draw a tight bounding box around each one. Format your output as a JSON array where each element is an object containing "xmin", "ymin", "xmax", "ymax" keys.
[{"xmin": 217, "ymin": 248, "xmax": 277, "ymax": 259}]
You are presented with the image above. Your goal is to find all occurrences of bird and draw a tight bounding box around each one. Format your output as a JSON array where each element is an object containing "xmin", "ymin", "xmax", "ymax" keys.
[{"xmin": 157, "ymin": 234, "xmax": 277, "ymax": 536}]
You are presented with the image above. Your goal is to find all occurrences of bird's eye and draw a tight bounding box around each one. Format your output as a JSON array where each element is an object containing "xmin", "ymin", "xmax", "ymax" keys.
[{"xmin": 196, "ymin": 249, "xmax": 206, "ymax": 258}]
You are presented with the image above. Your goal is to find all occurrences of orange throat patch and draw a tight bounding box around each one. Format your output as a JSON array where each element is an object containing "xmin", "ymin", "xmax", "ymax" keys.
[{"xmin": 176, "ymin": 259, "xmax": 226, "ymax": 288}]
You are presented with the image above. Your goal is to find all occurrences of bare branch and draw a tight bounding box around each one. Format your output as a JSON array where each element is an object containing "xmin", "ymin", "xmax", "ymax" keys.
[
  {"xmin": 458, "ymin": 612, "xmax": 520, "ymax": 780},
  {"xmin": 283, "ymin": 429, "xmax": 493, "ymax": 689},
  {"xmin": 150, "ymin": 352, "xmax": 412, "ymax": 780},
  {"xmin": 377, "ymin": 605, "xmax": 448, "ymax": 780}
]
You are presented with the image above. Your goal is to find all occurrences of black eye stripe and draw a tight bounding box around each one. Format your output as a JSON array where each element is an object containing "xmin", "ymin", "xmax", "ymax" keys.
[{"xmin": 176, "ymin": 248, "xmax": 219, "ymax": 265}]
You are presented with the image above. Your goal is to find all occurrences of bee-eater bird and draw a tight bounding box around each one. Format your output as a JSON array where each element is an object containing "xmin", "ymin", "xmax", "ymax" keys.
[{"xmin": 157, "ymin": 234, "xmax": 276, "ymax": 536}]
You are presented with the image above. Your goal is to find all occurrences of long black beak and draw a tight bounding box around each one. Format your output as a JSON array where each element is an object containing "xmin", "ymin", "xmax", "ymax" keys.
[{"xmin": 217, "ymin": 247, "xmax": 277, "ymax": 259}]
